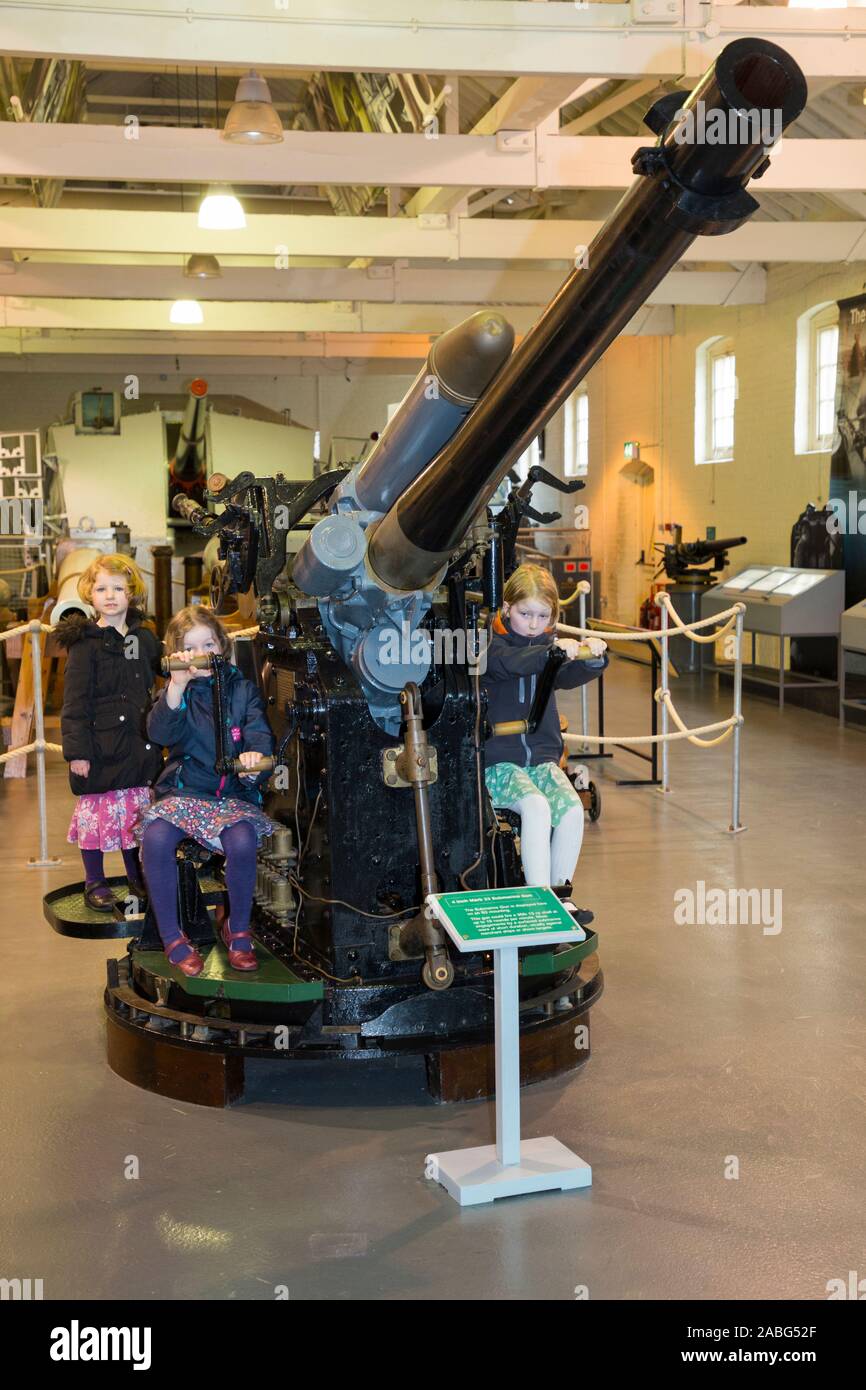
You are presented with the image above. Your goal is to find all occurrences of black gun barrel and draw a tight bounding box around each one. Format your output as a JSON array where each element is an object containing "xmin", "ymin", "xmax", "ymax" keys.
[
  {"xmin": 681, "ymin": 535, "xmax": 747, "ymax": 558},
  {"xmin": 368, "ymin": 39, "xmax": 806, "ymax": 593}
]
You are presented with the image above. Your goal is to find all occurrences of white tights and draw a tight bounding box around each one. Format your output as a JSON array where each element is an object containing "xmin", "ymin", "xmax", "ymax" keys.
[{"xmin": 502, "ymin": 794, "xmax": 585, "ymax": 888}]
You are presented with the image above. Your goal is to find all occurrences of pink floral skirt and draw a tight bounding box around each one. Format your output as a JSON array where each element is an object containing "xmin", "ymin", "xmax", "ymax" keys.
[{"xmin": 68, "ymin": 786, "xmax": 154, "ymax": 851}]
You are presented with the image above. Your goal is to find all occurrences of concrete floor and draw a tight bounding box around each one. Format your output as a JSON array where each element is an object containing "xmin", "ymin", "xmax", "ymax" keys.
[{"xmin": 1, "ymin": 661, "xmax": 864, "ymax": 1301}]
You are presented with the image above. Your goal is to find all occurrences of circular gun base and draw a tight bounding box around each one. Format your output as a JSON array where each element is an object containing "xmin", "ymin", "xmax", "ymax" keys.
[{"xmin": 102, "ymin": 948, "xmax": 603, "ymax": 1107}]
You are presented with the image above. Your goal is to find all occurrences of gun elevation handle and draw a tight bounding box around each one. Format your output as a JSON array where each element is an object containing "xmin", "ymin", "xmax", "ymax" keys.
[
  {"xmin": 229, "ymin": 755, "xmax": 275, "ymax": 774},
  {"xmin": 161, "ymin": 654, "xmax": 213, "ymax": 674}
]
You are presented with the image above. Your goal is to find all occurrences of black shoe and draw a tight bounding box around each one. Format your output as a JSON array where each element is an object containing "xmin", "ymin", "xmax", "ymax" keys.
[
  {"xmin": 125, "ymin": 878, "xmax": 148, "ymax": 904},
  {"xmin": 84, "ymin": 883, "xmax": 117, "ymax": 912}
]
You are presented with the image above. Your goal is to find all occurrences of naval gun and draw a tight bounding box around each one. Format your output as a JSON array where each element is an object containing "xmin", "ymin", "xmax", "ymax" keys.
[
  {"xmin": 167, "ymin": 377, "xmax": 209, "ymax": 515},
  {"xmin": 656, "ymin": 527, "xmax": 748, "ymax": 585},
  {"xmin": 102, "ymin": 39, "xmax": 806, "ymax": 1101}
]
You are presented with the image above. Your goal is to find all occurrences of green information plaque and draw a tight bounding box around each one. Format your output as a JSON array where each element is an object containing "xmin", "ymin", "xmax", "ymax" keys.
[{"xmin": 426, "ymin": 886, "xmax": 585, "ymax": 953}]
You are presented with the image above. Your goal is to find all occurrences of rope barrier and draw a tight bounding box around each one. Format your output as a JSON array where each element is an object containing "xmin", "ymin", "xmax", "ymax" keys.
[
  {"xmin": 557, "ymin": 600, "xmax": 743, "ymax": 642},
  {"xmin": 559, "ymin": 590, "xmax": 746, "ymax": 831},
  {"xmin": 0, "ymin": 739, "xmax": 62, "ymax": 766},
  {"xmin": 0, "ymin": 620, "xmax": 53, "ymax": 643},
  {"xmin": 658, "ymin": 689, "xmax": 739, "ymax": 748},
  {"xmin": 563, "ymin": 715, "xmax": 739, "ymax": 748}
]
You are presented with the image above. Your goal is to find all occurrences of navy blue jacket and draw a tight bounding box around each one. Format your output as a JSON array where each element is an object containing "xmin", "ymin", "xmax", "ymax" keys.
[
  {"xmin": 147, "ymin": 664, "xmax": 274, "ymax": 804},
  {"xmin": 482, "ymin": 612, "xmax": 608, "ymax": 770}
]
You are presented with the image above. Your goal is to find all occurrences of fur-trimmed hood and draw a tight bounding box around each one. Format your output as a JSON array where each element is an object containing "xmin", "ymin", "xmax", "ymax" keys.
[{"xmin": 54, "ymin": 608, "xmax": 150, "ymax": 650}]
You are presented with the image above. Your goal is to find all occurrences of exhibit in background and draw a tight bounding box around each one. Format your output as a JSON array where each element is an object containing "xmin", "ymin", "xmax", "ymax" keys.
[{"xmin": 830, "ymin": 294, "xmax": 866, "ymax": 608}]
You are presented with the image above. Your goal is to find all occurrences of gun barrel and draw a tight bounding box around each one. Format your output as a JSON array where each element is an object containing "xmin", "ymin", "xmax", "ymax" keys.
[
  {"xmin": 172, "ymin": 377, "xmax": 208, "ymax": 480},
  {"xmin": 347, "ymin": 311, "xmax": 515, "ymax": 515},
  {"xmin": 368, "ymin": 39, "xmax": 806, "ymax": 593},
  {"xmin": 682, "ymin": 535, "xmax": 747, "ymax": 559}
]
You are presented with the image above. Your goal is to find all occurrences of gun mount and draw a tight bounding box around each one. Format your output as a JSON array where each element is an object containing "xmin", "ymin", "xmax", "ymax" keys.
[
  {"xmin": 656, "ymin": 527, "xmax": 748, "ymax": 585},
  {"xmin": 106, "ymin": 39, "xmax": 805, "ymax": 1101}
]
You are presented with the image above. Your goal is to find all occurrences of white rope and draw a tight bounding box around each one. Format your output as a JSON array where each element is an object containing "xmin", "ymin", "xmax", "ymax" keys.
[
  {"xmin": 557, "ymin": 599, "xmax": 743, "ymax": 643},
  {"xmin": 658, "ymin": 690, "xmax": 739, "ymax": 748},
  {"xmin": 0, "ymin": 620, "xmax": 53, "ymax": 643},
  {"xmin": 0, "ymin": 739, "xmax": 63, "ymax": 765},
  {"xmin": 563, "ymin": 715, "xmax": 740, "ymax": 748},
  {"xmin": 656, "ymin": 592, "xmax": 741, "ymax": 645}
]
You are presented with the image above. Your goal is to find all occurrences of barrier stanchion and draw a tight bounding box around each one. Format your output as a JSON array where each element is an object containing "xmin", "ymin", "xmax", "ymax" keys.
[
  {"xmin": 730, "ymin": 604, "xmax": 746, "ymax": 834},
  {"xmin": 26, "ymin": 620, "xmax": 63, "ymax": 869},
  {"xmin": 558, "ymin": 595, "xmax": 747, "ymax": 834},
  {"xmin": 658, "ymin": 595, "xmax": 671, "ymax": 794},
  {"xmin": 577, "ymin": 582, "xmax": 590, "ymax": 750}
]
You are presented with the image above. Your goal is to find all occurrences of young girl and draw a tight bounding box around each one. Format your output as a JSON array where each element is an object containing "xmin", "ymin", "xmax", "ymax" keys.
[
  {"xmin": 483, "ymin": 564, "xmax": 608, "ymax": 890},
  {"xmin": 137, "ymin": 606, "xmax": 275, "ymax": 977},
  {"xmin": 58, "ymin": 554, "xmax": 163, "ymax": 911}
]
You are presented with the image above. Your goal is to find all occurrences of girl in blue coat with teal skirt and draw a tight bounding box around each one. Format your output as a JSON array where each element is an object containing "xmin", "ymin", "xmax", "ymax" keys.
[
  {"xmin": 137, "ymin": 605, "xmax": 276, "ymax": 977},
  {"xmin": 483, "ymin": 564, "xmax": 608, "ymax": 889}
]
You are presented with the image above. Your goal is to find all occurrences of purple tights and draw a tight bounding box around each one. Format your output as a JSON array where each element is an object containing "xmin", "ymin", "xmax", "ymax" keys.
[
  {"xmin": 82, "ymin": 846, "xmax": 142, "ymax": 888},
  {"xmin": 141, "ymin": 817, "xmax": 258, "ymax": 956}
]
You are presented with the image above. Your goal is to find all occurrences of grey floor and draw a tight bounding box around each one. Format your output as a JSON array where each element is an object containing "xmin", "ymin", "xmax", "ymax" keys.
[{"xmin": 1, "ymin": 661, "xmax": 864, "ymax": 1301}]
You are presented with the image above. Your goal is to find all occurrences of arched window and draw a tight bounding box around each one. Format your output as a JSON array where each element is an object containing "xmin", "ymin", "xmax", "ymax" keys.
[
  {"xmin": 794, "ymin": 302, "xmax": 839, "ymax": 455},
  {"xmin": 564, "ymin": 391, "xmax": 589, "ymax": 478},
  {"xmin": 695, "ymin": 336, "xmax": 736, "ymax": 464}
]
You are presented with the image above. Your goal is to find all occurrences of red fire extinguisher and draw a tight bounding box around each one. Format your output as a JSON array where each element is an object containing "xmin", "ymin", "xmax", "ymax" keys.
[{"xmin": 639, "ymin": 585, "xmax": 664, "ymax": 631}]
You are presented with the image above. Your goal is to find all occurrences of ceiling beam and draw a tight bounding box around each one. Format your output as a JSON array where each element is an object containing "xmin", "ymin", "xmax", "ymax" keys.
[
  {"xmin": 1, "ymin": 208, "xmax": 863, "ymax": 265},
  {"xmin": 4, "ymin": 3, "xmax": 866, "ymax": 80},
  {"xmin": 405, "ymin": 74, "xmax": 592, "ymax": 218},
  {"xmin": 0, "ymin": 263, "xmax": 766, "ymax": 307},
  {"xmin": 559, "ymin": 79, "xmax": 659, "ymax": 137},
  {"xmin": 4, "ymin": 124, "xmax": 866, "ymax": 195}
]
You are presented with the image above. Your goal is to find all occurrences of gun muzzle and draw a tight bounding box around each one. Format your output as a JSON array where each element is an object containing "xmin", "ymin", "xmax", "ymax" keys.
[
  {"xmin": 687, "ymin": 536, "xmax": 747, "ymax": 557},
  {"xmin": 367, "ymin": 39, "xmax": 806, "ymax": 593}
]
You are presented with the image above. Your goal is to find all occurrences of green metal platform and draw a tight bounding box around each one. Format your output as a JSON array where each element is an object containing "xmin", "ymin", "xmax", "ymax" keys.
[
  {"xmin": 134, "ymin": 942, "xmax": 325, "ymax": 1003},
  {"xmin": 519, "ymin": 930, "xmax": 598, "ymax": 977}
]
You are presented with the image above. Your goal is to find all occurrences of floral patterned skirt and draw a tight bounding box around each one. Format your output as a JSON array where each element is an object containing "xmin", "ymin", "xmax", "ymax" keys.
[
  {"xmin": 68, "ymin": 786, "xmax": 154, "ymax": 851},
  {"xmin": 135, "ymin": 794, "xmax": 276, "ymax": 852}
]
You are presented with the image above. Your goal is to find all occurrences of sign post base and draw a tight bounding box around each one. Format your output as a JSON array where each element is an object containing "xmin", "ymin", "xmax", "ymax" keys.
[
  {"xmin": 424, "ymin": 887, "xmax": 595, "ymax": 1208},
  {"xmin": 427, "ymin": 1136, "xmax": 591, "ymax": 1207}
]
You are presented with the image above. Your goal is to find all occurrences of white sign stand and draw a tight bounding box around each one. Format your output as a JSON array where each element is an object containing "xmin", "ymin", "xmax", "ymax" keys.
[{"xmin": 424, "ymin": 888, "xmax": 593, "ymax": 1206}]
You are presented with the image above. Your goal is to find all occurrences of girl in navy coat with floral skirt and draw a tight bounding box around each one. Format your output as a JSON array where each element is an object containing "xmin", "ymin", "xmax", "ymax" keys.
[{"xmin": 137, "ymin": 606, "xmax": 276, "ymax": 976}]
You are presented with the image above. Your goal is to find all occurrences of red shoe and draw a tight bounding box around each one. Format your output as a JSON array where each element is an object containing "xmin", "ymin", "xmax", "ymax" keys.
[
  {"xmin": 165, "ymin": 935, "xmax": 204, "ymax": 978},
  {"xmin": 219, "ymin": 919, "xmax": 258, "ymax": 972}
]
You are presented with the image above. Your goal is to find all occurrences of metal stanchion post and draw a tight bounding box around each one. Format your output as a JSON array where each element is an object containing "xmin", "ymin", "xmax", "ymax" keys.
[
  {"xmin": 27, "ymin": 621, "xmax": 63, "ymax": 869},
  {"xmin": 658, "ymin": 595, "xmax": 671, "ymax": 794},
  {"xmin": 578, "ymin": 582, "xmax": 589, "ymax": 748},
  {"xmin": 730, "ymin": 604, "xmax": 746, "ymax": 834}
]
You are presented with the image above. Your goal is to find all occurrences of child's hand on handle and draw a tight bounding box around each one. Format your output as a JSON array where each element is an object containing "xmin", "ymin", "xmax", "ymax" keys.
[
  {"xmin": 168, "ymin": 648, "xmax": 210, "ymax": 691},
  {"xmin": 555, "ymin": 638, "xmax": 585, "ymax": 661},
  {"xmin": 554, "ymin": 636, "xmax": 608, "ymax": 661},
  {"xmin": 237, "ymin": 750, "xmax": 266, "ymax": 779},
  {"xmin": 70, "ymin": 759, "xmax": 90, "ymax": 777}
]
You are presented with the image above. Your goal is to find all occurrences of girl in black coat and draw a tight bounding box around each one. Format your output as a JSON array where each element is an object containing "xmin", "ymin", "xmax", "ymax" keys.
[{"xmin": 58, "ymin": 554, "xmax": 163, "ymax": 911}]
